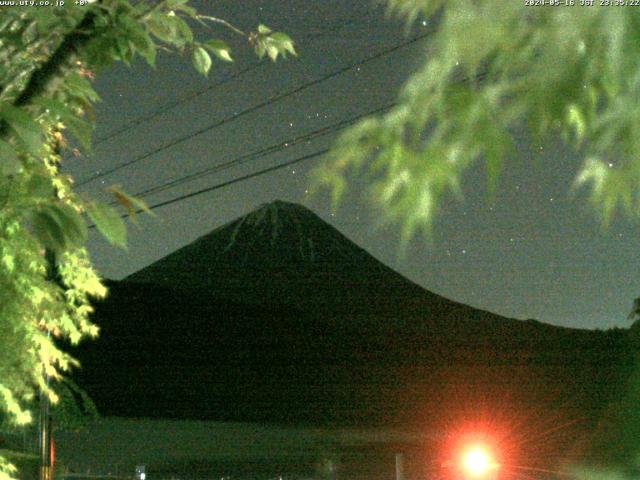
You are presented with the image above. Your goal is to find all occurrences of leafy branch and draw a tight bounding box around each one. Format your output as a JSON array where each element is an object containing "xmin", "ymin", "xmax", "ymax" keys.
[{"xmin": 0, "ymin": 4, "xmax": 296, "ymax": 480}]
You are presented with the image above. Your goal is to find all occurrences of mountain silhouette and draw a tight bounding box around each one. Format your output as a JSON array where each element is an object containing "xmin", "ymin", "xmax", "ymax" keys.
[
  {"xmin": 125, "ymin": 200, "xmax": 447, "ymax": 315},
  {"xmin": 72, "ymin": 200, "xmax": 637, "ymax": 468}
]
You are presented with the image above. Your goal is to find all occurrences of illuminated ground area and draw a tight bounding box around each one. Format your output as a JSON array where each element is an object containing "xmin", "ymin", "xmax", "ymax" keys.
[{"xmin": 54, "ymin": 419, "xmax": 431, "ymax": 480}]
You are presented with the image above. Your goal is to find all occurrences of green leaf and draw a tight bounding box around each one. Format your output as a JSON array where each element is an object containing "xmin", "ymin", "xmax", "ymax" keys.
[
  {"xmin": 107, "ymin": 185, "xmax": 154, "ymax": 225},
  {"xmin": 191, "ymin": 46, "xmax": 212, "ymax": 76},
  {"xmin": 133, "ymin": 35, "xmax": 157, "ymax": 66},
  {"xmin": 84, "ymin": 36, "xmax": 115, "ymax": 69},
  {"xmin": 146, "ymin": 12, "xmax": 175, "ymax": 43},
  {"xmin": 65, "ymin": 73, "xmax": 100, "ymax": 103},
  {"xmin": 0, "ymin": 105, "xmax": 43, "ymax": 156},
  {"xmin": 204, "ymin": 39, "xmax": 233, "ymax": 62},
  {"xmin": 266, "ymin": 44, "xmax": 279, "ymax": 62},
  {"xmin": 32, "ymin": 209, "xmax": 66, "ymax": 254},
  {"xmin": 151, "ymin": 13, "xmax": 193, "ymax": 47},
  {"xmin": 24, "ymin": 173, "xmax": 54, "ymax": 200},
  {"xmin": 34, "ymin": 97, "xmax": 93, "ymax": 151},
  {"xmin": 270, "ymin": 32, "xmax": 296, "ymax": 56},
  {"xmin": 330, "ymin": 175, "xmax": 346, "ymax": 213},
  {"xmin": 31, "ymin": 204, "xmax": 87, "ymax": 253},
  {"xmin": 173, "ymin": 15, "xmax": 194, "ymax": 45},
  {"xmin": 167, "ymin": 0, "xmax": 189, "ymax": 6},
  {"xmin": 174, "ymin": 3, "xmax": 197, "ymax": 17},
  {"xmin": 120, "ymin": 17, "xmax": 156, "ymax": 66},
  {"xmin": 270, "ymin": 32, "xmax": 292, "ymax": 44},
  {"xmin": 566, "ymin": 103, "xmax": 586, "ymax": 145},
  {"xmin": 113, "ymin": 29, "xmax": 132, "ymax": 64},
  {"xmin": 257, "ymin": 24, "xmax": 272, "ymax": 34},
  {"xmin": 0, "ymin": 140, "xmax": 20, "ymax": 176},
  {"xmin": 48, "ymin": 204, "xmax": 87, "ymax": 248},
  {"xmin": 252, "ymin": 30, "xmax": 296, "ymax": 62},
  {"xmin": 22, "ymin": 21, "xmax": 37, "ymax": 44},
  {"xmin": 254, "ymin": 39, "xmax": 267, "ymax": 59},
  {"xmin": 86, "ymin": 201, "xmax": 127, "ymax": 248}
]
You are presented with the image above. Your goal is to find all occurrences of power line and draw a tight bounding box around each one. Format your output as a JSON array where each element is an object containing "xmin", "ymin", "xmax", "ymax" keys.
[
  {"xmin": 90, "ymin": 8, "xmax": 382, "ymax": 148},
  {"xmin": 89, "ymin": 148, "xmax": 328, "ymax": 229},
  {"xmin": 129, "ymin": 103, "xmax": 394, "ymax": 201},
  {"xmin": 77, "ymin": 28, "xmax": 435, "ymax": 188},
  {"xmin": 98, "ymin": 103, "xmax": 394, "ymax": 222},
  {"xmin": 147, "ymin": 148, "xmax": 327, "ymax": 211},
  {"xmin": 92, "ymin": 62, "xmax": 266, "ymax": 147},
  {"xmin": 88, "ymin": 64, "xmax": 490, "ymax": 227}
]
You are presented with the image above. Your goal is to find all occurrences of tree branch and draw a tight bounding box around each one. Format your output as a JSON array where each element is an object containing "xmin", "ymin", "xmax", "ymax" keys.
[
  {"xmin": 197, "ymin": 15, "xmax": 246, "ymax": 37},
  {"xmin": 0, "ymin": 10, "xmax": 98, "ymax": 140}
]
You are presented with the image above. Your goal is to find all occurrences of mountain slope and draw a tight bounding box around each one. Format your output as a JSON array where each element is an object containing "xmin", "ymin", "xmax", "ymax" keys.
[
  {"xmin": 125, "ymin": 200, "xmax": 447, "ymax": 314},
  {"xmin": 72, "ymin": 201, "xmax": 637, "ymax": 469},
  {"xmin": 73, "ymin": 279, "xmax": 634, "ymax": 470}
]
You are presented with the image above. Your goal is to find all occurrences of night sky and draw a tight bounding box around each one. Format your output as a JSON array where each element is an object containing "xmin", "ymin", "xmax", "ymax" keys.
[{"xmin": 67, "ymin": 0, "xmax": 640, "ymax": 330}]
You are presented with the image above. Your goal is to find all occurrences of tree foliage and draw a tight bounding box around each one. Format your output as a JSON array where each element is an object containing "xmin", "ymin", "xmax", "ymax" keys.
[
  {"xmin": 0, "ymin": 3, "xmax": 294, "ymax": 479},
  {"xmin": 316, "ymin": 1, "xmax": 640, "ymax": 476},
  {"xmin": 317, "ymin": 2, "xmax": 640, "ymax": 243}
]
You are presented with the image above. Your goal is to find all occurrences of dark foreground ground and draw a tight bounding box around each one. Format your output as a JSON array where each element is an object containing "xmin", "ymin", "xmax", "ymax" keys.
[
  {"xmin": 52, "ymin": 418, "xmax": 589, "ymax": 480},
  {"xmin": 51, "ymin": 418, "xmax": 452, "ymax": 480}
]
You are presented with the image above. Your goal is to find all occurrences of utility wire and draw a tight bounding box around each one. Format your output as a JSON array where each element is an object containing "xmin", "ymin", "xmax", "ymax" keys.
[
  {"xmin": 89, "ymin": 148, "xmax": 328, "ymax": 229},
  {"xmin": 89, "ymin": 62, "xmax": 490, "ymax": 227},
  {"xmin": 90, "ymin": 9, "xmax": 381, "ymax": 148},
  {"xmin": 77, "ymin": 28, "xmax": 435, "ymax": 188},
  {"xmin": 97, "ymin": 102, "xmax": 394, "ymax": 222},
  {"xmin": 145, "ymin": 148, "xmax": 327, "ymax": 211},
  {"xmin": 92, "ymin": 61, "xmax": 266, "ymax": 146},
  {"xmin": 129, "ymin": 103, "xmax": 393, "ymax": 201}
]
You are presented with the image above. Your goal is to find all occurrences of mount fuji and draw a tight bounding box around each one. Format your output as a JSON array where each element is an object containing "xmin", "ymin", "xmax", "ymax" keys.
[{"xmin": 71, "ymin": 200, "xmax": 636, "ymax": 465}]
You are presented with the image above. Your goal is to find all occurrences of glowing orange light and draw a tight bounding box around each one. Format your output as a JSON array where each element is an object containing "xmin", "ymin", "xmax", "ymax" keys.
[{"xmin": 460, "ymin": 446, "xmax": 498, "ymax": 477}]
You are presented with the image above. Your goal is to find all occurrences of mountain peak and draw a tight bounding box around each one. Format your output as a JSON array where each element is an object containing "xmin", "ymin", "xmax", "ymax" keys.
[
  {"xmin": 261, "ymin": 198, "xmax": 306, "ymax": 209},
  {"xmin": 254, "ymin": 199, "xmax": 308, "ymax": 216},
  {"xmin": 125, "ymin": 201, "xmax": 439, "ymax": 312},
  {"xmin": 234, "ymin": 199, "xmax": 324, "ymax": 260}
]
